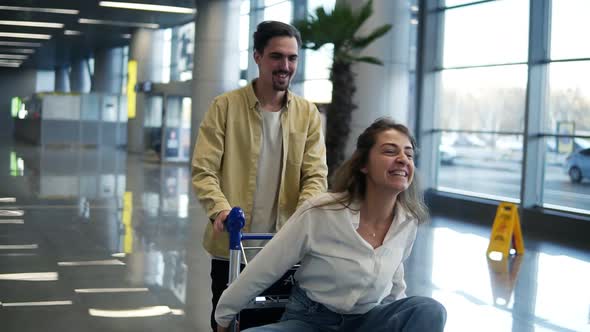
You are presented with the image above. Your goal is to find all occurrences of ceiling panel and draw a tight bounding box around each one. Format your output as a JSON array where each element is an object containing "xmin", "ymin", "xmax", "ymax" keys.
[{"xmin": 0, "ymin": 0, "xmax": 196, "ymax": 69}]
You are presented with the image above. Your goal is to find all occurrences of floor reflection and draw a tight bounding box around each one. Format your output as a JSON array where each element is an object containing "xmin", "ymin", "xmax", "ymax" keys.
[
  {"xmin": 487, "ymin": 255, "xmax": 523, "ymax": 307},
  {"xmin": 419, "ymin": 222, "xmax": 590, "ymax": 332}
]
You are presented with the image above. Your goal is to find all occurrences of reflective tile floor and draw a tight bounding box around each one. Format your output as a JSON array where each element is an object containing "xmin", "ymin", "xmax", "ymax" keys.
[{"xmin": 0, "ymin": 140, "xmax": 589, "ymax": 332}]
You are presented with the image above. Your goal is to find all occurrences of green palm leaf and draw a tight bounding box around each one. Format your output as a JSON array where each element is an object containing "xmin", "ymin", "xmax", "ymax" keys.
[{"xmin": 352, "ymin": 24, "xmax": 392, "ymax": 50}]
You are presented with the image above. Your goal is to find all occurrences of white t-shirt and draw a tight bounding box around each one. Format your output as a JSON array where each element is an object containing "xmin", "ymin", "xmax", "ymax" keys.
[
  {"xmin": 245, "ymin": 108, "xmax": 283, "ymax": 261},
  {"xmin": 215, "ymin": 192, "xmax": 419, "ymax": 328}
]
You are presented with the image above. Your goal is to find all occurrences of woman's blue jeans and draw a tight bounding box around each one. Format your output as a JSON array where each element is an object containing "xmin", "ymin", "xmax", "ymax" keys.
[{"xmin": 242, "ymin": 285, "xmax": 447, "ymax": 332}]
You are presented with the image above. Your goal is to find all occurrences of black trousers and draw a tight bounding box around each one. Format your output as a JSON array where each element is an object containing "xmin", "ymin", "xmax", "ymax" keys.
[{"xmin": 210, "ymin": 259, "xmax": 293, "ymax": 331}]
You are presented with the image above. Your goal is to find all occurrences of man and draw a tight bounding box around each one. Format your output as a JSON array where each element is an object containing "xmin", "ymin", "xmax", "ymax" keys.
[{"xmin": 191, "ymin": 21, "xmax": 328, "ymax": 331}]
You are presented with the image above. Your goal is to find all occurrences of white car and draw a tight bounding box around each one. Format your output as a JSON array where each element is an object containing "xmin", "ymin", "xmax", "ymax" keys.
[
  {"xmin": 440, "ymin": 145, "xmax": 457, "ymax": 165},
  {"xmin": 565, "ymin": 148, "xmax": 590, "ymax": 183}
]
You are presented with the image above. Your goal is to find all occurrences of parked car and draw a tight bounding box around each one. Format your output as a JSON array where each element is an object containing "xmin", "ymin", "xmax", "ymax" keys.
[
  {"xmin": 440, "ymin": 144, "xmax": 458, "ymax": 165},
  {"xmin": 565, "ymin": 148, "xmax": 590, "ymax": 183}
]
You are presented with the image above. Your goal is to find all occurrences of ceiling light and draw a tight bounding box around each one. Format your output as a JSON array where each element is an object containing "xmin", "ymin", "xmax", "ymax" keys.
[
  {"xmin": 64, "ymin": 30, "xmax": 82, "ymax": 36},
  {"xmin": 121, "ymin": 34, "xmax": 131, "ymax": 39},
  {"xmin": 0, "ymin": 20, "xmax": 64, "ymax": 29},
  {"xmin": 2, "ymin": 300, "xmax": 72, "ymax": 307},
  {"xmin": 0, "ymin": 219, "xmax": 24, "ymax": 224},
  {"xmin": 0, "ymin": 244, "xmax": 37, "ymax": 250},
  {"xmin": 0, "ymin": 209, "xmax": 24, "ymax": 216},
  {"xmin": 57, "ymin": 259, "xmax": 125, "ymax": 266},
  {"xmin": 79, "ymin": 18, "xmax": 159, "ymax": 29},
  {"xmin": 75, "ymin": 288, "xmax": 149, "ymax": 293},
  {"xmin": 99, "ymin": 1, "xmax": 196, "ymax": 14},
  {"xmin": 0, "ymin": 197, "xmax": 16, "ymax": 202},
  {"xmin": 0, "ymin": 32, "xmax": 52, "ymax": 40},
  {"xmin": 0, "ymin": 272, "xmax": 58, "ymax": 281},
  {"xmin": 0, "ymin": 48, "xmax": 34, "ymax": 54},
  {"xmin": 0, "ymin": 5, "xmax": 78, "ymax": 15},
  {"xmin": 0, "ymin": 41, "xmax": 41, "ymax": 47},
  {"xmin": 0, "ymin": 60, "xmax": 21, "ymax": 64},
  {"xmin": 89, "ymin": 306, "xmax": 172, "ymax": 318},
  {"xmin": 170, "ymin": 309, "xmax": 185, "ymax": 315},
  {"xmin": 0, "ymin": 62, "xmax": 20, "ymax": 67},
  {"xmin": 0, "ymin": 54, "xmax": 27, "ymax": 60}
]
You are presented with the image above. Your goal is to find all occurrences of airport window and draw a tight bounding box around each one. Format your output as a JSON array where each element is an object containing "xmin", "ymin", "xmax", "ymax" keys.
[
  {"xmin": 408, "ymin": 0, "xmax": 419, "ymax": 128},
  {"xmin": 541, "ymin": 0, "xmax": 590, "ymax": 213},
  {"xmin": 239, "ymin": 0, "xmax": 251, "ymax": 87},
  {"xmin": 171, "ymin": 21, "xmax": 194, "ymax": 82},
  {"xmin": 88, "ymin": 57, "xmax": 95, "ymax": 76},
  {"xmin": 435, "ymin": 0, "xmax": 529, "ymax": 202},
  {"xmin": 439, "ymin": 65, "xmax": 528, "ymax": 133},
  {"xmin": 121, "ymin": 46, "xmax": 129, "ymax": 94},
  {"xmin": 549, "ymin": 0, "xmax": 590, "ymax": 60},
  {"xmin": 263, "ymin": 0, "xmax": 293, "ymax": 23},
  {"xmin": 442, "ymin": 0, "xmax": 529, "ymax": 68},
  {"xmin": 303, "ymin": 44, "xmax": 334, "ymax": 104},
  {"xmin": 302, "ymin": 0, "xmax": 335, "ymax": 104},
  {"xmin": 426, "ymin": 0, "xmax": 590, "ymax": 215},
  {"xmin": 162, "ymin": 28, "xmax": 172, "ymax": 84},
  {"xmin": 442, "ymin": 0, "xmax": 482, "ymax": 8}
]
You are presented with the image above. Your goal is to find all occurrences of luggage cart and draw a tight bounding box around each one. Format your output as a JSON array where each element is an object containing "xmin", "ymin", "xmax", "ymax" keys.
[{"xmin": 225, "ymin": 207, "xmax": 292, "ymax": 332}]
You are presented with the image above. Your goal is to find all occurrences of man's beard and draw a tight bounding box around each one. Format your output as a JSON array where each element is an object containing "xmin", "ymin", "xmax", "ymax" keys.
[{"xmin": 272, "ymin": 70, "xmax": 291, "ymax": 91}]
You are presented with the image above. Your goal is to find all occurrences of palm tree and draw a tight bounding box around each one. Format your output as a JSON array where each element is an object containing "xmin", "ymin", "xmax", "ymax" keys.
[{"xmin": 293, "ymin": 0, "xmax": 392, "ymax": 175}]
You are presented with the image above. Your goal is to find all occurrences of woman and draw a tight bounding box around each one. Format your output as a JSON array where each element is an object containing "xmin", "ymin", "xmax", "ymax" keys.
[{"xmin": 216, "ymin": 118, "xmax": 447, "ymax": 331}]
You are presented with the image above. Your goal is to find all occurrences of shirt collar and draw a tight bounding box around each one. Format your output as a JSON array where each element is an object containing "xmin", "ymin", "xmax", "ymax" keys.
[
  {"xmin": 350, "ymin": 202, "xmax": 408, "ymax": 229},
  {"xmin": 246, "ymin": 78, "xmax": 293, "ymax": 111}
]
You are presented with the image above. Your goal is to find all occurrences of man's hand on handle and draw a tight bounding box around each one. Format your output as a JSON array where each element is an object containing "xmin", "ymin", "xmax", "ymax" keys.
[{"xmin": 213, "ymin": 210, "xmax": 231, "ymax": 233}]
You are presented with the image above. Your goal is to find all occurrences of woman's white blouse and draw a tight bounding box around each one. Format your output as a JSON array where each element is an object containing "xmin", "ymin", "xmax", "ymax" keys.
[{"xmin": 215, "ymin": 192, "xmax": 418, "ymax": 328}]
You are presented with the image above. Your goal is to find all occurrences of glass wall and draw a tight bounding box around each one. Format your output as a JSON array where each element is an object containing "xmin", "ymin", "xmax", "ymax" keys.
[
  {"xmin": 263, "ymin": 0, "xmax": 293, "ymax": 22},
  {"xmin": 436, "ymin": 0, "xmax": 529, "ymax": 202},
  {"xmin": 162, "ymin": 28, "xmax": 172, "ymax": 83},
  {"xmin": 426, "ymin": 0, "xmax": 590, "ymax": 214},
  {"xmin": 170, "ymin": 21, "xmax": 194, "ymax": 82},
  {"xmin": 239, "ymin": 0, "xmax": 251, "ymax": 86},
  {"xmin": 301, "ymin": 0, "xmax": 335, "ymax": 104},
  {"xmin": 541, "ymin": 0, "xmax": 590, "ymax": 213},
  {"xmin": 139, "ymin": 22, "xmax": 193, "ymax": 84}
]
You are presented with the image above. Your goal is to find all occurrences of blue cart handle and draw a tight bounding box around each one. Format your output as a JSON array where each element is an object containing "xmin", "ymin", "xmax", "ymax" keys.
[
  {"xmin": 226, "ymin": 207, "xmax": 275, "ymax": 249},
  {"xmin": 226, "ymin": 207, "xmax": 245, "ymax": 250},
  {"xmin": 241, "ymin": 233, "xmax": 274, "ymax": 240},
  {"xmin": 225, "ymin": 207, "xmax": 276, "ymax": 332}
]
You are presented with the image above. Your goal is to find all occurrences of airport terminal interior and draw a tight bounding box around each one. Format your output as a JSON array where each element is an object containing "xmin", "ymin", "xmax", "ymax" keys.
[{"xmin": 0, "ymin": 0, "xmax": 589, "ymax": 331}]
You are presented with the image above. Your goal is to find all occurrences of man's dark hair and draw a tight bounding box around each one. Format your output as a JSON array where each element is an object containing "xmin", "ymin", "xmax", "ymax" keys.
[{"xmin": 253, "ymin": 21, "xmax": 302, "ymax": 54}]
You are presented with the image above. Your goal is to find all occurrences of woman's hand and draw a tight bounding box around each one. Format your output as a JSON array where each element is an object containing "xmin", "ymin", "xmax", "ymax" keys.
[{"xmin": 217, "ymin": 322, "xmax": 238, "ymax": 332}]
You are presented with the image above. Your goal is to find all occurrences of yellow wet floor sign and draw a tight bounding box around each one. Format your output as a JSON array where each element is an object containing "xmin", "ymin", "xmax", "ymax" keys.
[
  {"xmin": 486, "ymin": 202, "xmax": 525, "ymax": 259},
  {"xmin": 487, "ymin": 254, "xmax": 523, "ymax": 306}
]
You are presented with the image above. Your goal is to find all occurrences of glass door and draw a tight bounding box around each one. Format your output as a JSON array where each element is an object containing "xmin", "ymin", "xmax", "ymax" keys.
[{"xmin": 161, "ymin": 96, "xmax": 191, "ymax": 162}]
